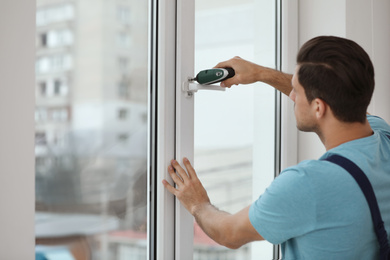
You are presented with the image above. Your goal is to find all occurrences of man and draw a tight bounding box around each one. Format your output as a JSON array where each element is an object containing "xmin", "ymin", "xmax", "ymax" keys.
[{"xmin": 162, "ymin": 36, "xmax": 390, "ymax": 259}]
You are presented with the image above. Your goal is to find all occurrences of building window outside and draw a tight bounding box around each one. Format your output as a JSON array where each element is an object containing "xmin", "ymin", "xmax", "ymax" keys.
[
  {"xmin": 52, "ymin": 131, "xmax": 66, "ymax": 147},
  {"xmin": 36, "ymin": 132, "xmax": 47, "ymax": 145},
  {"xmin": 118, "ymin": 108, "xmax": 128, "ymax": 120},
  {"xmin": 118, "ymin": 57, "xmax": 129, "ymax": 71},
  {"xmin": 36, "ymin": 157, "xmax": 47, "ymax": 169},
  {"xmin": 116, "ymin": 32, "xmax": 131, "ymax": 48},
  {"xmin": 35, "ymin": 108, "xmax": 48, "ymax": 122},
  {"xmin": 39, "ymin": 82, "xmax": 47, "ymax": 96},
  {"xmin": 55, "ymin": 79, "xmax": 69, "ymax": 96},
  {"xmin": 47, "ymin": 29, "xmax": 74, "ymax": 47},
  {"xmin": 118, "ymin": 80, "xmax": 130, "ymax": 99},
  {"xmin": 117, "ymin": 6, "xmax": 131, "ymax": 24},
  {"xmin": 53, "ymin": 80, "xmax": 61, "ymax": 95},
  {"xmin": 36, "ymin": 57, "xmax": 49, "ymax": 74},
  {"xmin": 37, "ymin": 79, "xmax": 69, "ymax": 97},
  {"xmin": 36, "ymin": 3, "xmax": 74, "ymax": 26},
  {"xmin": 140, "ymin": 112, "xmax": 147, "ymax": 124},
  {"xmin": 117, "ymin": 133, "xmax": 129, "ymax": 142},
  {"xmin": 51, "ymin": 55, "xmax": 65, "ymax": 71},
  {"xmin": 51, "ymin": 107, "xmax": 68, "ymax": 122},
  {"xmin": 40, "ymin": 33, "xmax": 48, "ymax": 47},
  {"xmin": 36, "ymin": 54, "xmax": 72, "ymax": 74}
]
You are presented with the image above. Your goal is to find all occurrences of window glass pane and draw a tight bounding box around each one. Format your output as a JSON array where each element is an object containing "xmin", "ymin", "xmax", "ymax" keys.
[
  {"xmin": 35, "ymin": 1, "xmax": 149, "ymax": 259},
  {"xmin": 194, "ymin": 0, "xmax": 276, "ymax": 259}
]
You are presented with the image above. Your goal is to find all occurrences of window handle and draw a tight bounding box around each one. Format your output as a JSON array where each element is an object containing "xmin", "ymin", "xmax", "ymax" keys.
[{"xmin": 182, "ymin": 78, "xmax": 225, "ymax": 98}]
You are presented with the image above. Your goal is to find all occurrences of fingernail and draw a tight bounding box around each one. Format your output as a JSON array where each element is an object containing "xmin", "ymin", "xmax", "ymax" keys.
[
  {"xmin": 183, "ymin": 157, "xmax": 188, "ymax": 162},
  {"xmin": 221, "ymin": 82, "xmax": 225, "ymax": 88},
  {"xmin": 168, "ymin": 166, "xmax": 173, "ymax": 170}
]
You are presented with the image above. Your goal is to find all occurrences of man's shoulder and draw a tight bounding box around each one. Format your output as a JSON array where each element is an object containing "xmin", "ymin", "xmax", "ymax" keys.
[
  {"xmin": 282, "ymin": 159, "xmax": 337, "ymax": 176},
  {"xmin": 367, "ymin": 115, "xmax": 390, "ymax": 134},
  {"xmin": 280, "ymin": 158, "xmax": 356, "ymax": 190}
]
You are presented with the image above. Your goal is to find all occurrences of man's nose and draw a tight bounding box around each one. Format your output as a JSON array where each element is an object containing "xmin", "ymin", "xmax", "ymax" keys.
[{"xmin": 289, "ymin": 90, "xmax": 295, "ymax": 102}]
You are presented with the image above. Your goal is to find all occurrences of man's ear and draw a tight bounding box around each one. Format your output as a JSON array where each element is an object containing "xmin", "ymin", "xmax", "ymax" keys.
[{"xmin": 313, "ymin": 98, "xmax": 327, "ymax": 119}]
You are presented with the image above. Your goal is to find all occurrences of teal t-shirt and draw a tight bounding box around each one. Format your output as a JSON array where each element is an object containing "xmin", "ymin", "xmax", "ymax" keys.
[{"xmin": 249, "ymin": 115, "xmax": 390, "ymax": 259}]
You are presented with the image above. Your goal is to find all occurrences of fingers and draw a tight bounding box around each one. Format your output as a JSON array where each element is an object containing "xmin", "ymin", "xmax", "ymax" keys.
[
  {"xmin": 214, "ymin": 56, "xmax": 242, "ymax": 69},
  {"xmin": 183, "ymin": 157, "xmax": 197, "ymax": 179},
  {"xmin": 164, "ymin": 158, "xmax": 198, "ymax": 193},
  {"xmin": 170, "ymin": 159, "xmax": 190, "ymax": 182},
  {"xmin": 214, "ymin": 61, "xmax": 230, "ymax": 69},
  {"xmin": 165, "ymin": 158, "xmax": 196, "ymax": 185},
  {"xmin": 221, "ymin": 78, "xmax": 236, "ymax": 88},
  {"xmin": 167, "ymin": 164, "xmax": 184, "ymax": 185},
  {"xmin": 163, "ymin": 162, "xmax": 185, "ymax": 195},
  {"xmin": 162, "ymin": 179, "xmax": 177, "ymax": 195}
]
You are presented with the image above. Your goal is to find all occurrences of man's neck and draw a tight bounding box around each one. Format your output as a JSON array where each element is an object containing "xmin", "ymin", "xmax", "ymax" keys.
[{"xmin": 318, "ymin": 119, "xmax": 373, "ymax": 151}]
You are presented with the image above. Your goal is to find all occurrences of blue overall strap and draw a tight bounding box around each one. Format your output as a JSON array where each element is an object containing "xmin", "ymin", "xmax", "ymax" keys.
[{"xmin": 323, "ymin": 154, "xmax": 390, "ymax": 260}]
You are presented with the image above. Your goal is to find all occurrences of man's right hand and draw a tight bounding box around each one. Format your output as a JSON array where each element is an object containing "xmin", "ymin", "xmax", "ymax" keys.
[{"xmin": 214, "ymin": 56, "xmax": 265, "ymax": 88}]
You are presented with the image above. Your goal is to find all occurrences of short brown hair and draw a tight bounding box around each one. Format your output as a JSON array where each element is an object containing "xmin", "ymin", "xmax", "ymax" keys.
[{"xmin": 297, "ymin": 36, "xmax": 374, "ymax": 123}]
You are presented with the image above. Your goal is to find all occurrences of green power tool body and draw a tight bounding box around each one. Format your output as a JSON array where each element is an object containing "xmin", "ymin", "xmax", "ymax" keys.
[{"xmin": 190, "ymin": 68, "xmax": 235, "ymax": 85}]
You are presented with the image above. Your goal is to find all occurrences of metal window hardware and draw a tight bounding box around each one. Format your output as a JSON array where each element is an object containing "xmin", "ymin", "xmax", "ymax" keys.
[{"xmin": 182, "ymin": 77, "xmax": 226, "ymax": 98}]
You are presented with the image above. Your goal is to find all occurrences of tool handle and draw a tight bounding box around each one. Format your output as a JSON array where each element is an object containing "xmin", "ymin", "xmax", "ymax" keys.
[
  {"xmin": 196, "ymin": 68, "xmax": 235, "ymax": 85},
  {"xmin": 223, "ymin": 67, "xmax": 235, "ymax": 81}
]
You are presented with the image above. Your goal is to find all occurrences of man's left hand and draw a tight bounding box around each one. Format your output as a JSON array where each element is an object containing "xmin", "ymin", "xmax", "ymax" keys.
[{"xmin": 162, "ymin": 158, "xmax": 210, "ymax": 215}]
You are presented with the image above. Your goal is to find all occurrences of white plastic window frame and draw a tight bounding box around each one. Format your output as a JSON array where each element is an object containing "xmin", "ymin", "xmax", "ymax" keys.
[
  {"xmin": 149, "ymin": 0, "xmax": 195, "ymax": 259},
  {"xmin": 150, "ymin": 0, "xmax": 299, "ymax": 260},
  {"xmin": 149, "ymin": 0, "xmax": 176, "ymax": 258},
  {"xmin": 280, "ymin": 0, "xmax": 299, "ymax": 171}
]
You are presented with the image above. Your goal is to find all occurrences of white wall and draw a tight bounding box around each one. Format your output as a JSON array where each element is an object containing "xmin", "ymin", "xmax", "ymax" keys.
[
  {"xmin": 0, "ymin": 0, "xmax": 35, "ymax": 259},
  {"xmin": 296, "ymin": 0, "xmax": 390, "ymax": 161}
]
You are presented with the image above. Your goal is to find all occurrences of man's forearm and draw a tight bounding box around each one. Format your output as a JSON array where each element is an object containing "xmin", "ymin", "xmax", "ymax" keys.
[
  {"xmin": 193, "ymin": 204, "xmax": 235, "ymax": 248},
  {"xmin": 258, "ymin": 66, "xmax": 293, "ymax": 96},
  {"xmin": 193, "ymin": 204, "xmax": 263, "ymax": 249}
]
